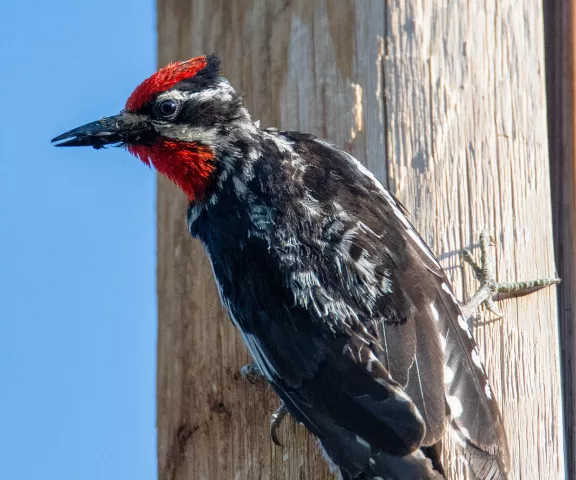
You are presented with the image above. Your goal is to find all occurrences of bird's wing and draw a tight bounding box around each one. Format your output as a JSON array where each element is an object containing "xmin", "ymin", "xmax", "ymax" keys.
[
  {"xmin": 206, "ymin": 225, "xmax": 439, "ymax": 479},
  {"xmin": 199, "ymin": 129, "xmax": 508, "ymax": 478},
  {"xmin": 270, "ymin": 131, "xmax": 509, "ymax": 478}
]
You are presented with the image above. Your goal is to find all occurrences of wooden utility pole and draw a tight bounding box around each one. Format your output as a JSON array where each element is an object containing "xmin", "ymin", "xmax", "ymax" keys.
[
  {"xmin": 156, "ymin": 1, "xmax": 565, "ymax": 479},
  {"xmin": 545, "ymin": 1, "xmax": 576, "ymax": 477}
]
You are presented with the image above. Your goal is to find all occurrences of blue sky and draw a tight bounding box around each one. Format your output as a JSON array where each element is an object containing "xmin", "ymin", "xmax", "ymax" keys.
[{"xmin": 0, "ymin": 1, "xmax": 157, "ymax": 479}]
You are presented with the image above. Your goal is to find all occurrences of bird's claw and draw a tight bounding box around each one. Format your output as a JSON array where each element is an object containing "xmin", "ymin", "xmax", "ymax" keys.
[
  {"xmin": 241, "ymin": 363, "xmax": 290, "ymax": 446},
  {"xmin": 460, "ymin": 230, "xmax": 560, "ymax": 319},
  {"xmin": 270, "ymin": 402, "xmax": 289, "ymax": 446},
  {"xmin": 241, "ymin": 363, "xmax": 265, "ymax": 384}
]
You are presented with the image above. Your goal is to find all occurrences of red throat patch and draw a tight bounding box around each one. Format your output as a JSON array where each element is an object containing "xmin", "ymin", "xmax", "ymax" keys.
[
  {"xmin": 128, "ymin": 141, "xmax": 216, "ymax": 200},
  {"xmin": 125, "ymin": 56, "xmax": 208, "ymax": 112}
]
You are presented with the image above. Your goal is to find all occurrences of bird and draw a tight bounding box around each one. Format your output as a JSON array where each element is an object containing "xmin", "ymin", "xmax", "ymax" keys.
[{"xmin": 52, "ymin": 54, "xmax": 512, "ymax": 479}]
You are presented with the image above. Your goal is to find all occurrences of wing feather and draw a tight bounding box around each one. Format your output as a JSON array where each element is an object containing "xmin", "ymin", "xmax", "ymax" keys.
[
  {"xmin": 281, "ymin": 132, "xmax": 509, "ymax": 477},
  {"xmin": 198, "ymin": 130, "xmax": 509, "ymax": 478}
]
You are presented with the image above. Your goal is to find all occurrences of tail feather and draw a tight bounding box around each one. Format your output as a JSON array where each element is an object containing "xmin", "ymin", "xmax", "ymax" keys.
[
  {"xmin": 281, "ymin": 387, "xmax": 445, "ymax": 480},
  {"xmin": 434, "ymin": 284, "xmax": 510, "ymax": 479},
  {"xmin": 448, "ymin": 421, "xmax": 508, "ymax": 480},
  {"xmin": 337, "ymin": 448, "xmax": 445, "ymax": 480}
]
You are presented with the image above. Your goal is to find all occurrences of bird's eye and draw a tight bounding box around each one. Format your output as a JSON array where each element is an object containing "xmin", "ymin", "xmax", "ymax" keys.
[{"xmin": 155, "ymin": 98, "xmax": 180, "ymax": 119}]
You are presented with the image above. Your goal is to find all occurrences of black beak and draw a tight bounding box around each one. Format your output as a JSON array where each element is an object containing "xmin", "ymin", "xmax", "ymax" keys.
[{"xmin": 51, "ymin": 113, "xmax": 151, "ymax": 149}]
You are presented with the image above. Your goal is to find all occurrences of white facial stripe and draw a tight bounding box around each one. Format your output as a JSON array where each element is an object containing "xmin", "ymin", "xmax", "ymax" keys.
[
  {"xmin": 155, "ymin": 81, "xmax": 234, "ymax": 105},
  {"xmin": 154, "ymin": 124, "xmax": 219, "ymax": 144},
  {"xmin": 155, "ymin": 90, "xmax": 190, "ymax": 103},
  {"xmin": 192, "ymin": 87, "xmax": 233, "ymax": 103}
]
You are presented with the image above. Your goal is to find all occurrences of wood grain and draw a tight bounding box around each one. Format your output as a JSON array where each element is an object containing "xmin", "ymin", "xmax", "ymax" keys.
[{"xmin": 156, "ymin": 1, "xmax": 565, "ymax": 478}]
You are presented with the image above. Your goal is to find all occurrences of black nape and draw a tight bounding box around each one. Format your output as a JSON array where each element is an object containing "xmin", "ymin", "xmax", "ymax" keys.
[{"xmin": 177, "ymin": 54, "xmax": 222, "ymax": 93}]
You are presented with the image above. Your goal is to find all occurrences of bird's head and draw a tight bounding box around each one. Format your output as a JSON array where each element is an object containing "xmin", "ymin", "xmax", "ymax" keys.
[{"xmin": 52, "ymin": 54, "xmax": 251, "ymax": 201}]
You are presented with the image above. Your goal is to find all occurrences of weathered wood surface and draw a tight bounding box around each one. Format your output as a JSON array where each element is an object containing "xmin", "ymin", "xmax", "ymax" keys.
[
  {"xmin": 545, "ymin": 1, "xmax": 576, "ymax": 477},
  {"xmin": 156, "ymin": 1, "xmax": 565, "ymax": 479}
]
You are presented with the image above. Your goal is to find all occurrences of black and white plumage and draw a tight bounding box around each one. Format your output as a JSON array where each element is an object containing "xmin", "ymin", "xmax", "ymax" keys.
[
  {"xmin": 52, "ymin": 55, "xmax": 510, "ymax": 480},
  {"xmin": 191, "ymin": 129, "xmax": 509, "ymax": 480}
]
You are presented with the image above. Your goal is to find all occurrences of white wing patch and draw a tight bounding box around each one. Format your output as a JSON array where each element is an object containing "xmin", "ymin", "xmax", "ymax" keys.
[
  {"xmin": 355, "ymin": 435, "xmax": 371, "ymax": 449},
  {"xmin": 448, "ymin": 424, "xmax": 468, "ymax": 448},
  {"xmin": 430, "ymin": 301, "xmax": 440, "ymax": 322},
  {"xmin": 471, "ymin": 349, "xmax": 483, "ymax": 369},
  {"xmin": 444, "ymin": 365, "xmax": 455, "ymax": 384},
  {"xmin": 457, "ymin": 314, "xmax": 470, "ymax": 334},
  {"xmin": 446, "ymin": 395, "xmax": 464, "ymax": 418},
  {"xmin": 441, "ymin": 282, "xmax": 459, "ymax": 303},
  {"xmin": 439, "ymin": 333, "xmax": 447, "ymax": 353}
]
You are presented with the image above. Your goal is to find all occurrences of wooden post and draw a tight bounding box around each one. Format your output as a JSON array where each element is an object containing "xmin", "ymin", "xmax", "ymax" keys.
[
  {"xmin": 545, "ymin": 1, "xmax": 576, "ymax": 477},
  {"xmin": 156, "ymin": 1, "xmax": 565, "ymax": 478}
]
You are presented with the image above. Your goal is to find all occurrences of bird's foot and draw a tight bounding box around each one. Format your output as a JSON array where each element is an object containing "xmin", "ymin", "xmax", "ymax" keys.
[
  {"xmin": 270, "ymin": 402, "xmax": 289, "ymax": 446},
  {"xmin": 241, "ymin": 363, "xmax": 290, "ymax": 446},
  {"xmin": 460, "ymin": 230, "xmax": 560, "ymax": 319},
  {"xmin": 241, "ymin": 362, "xmax": 266, "ymax": 384}
]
